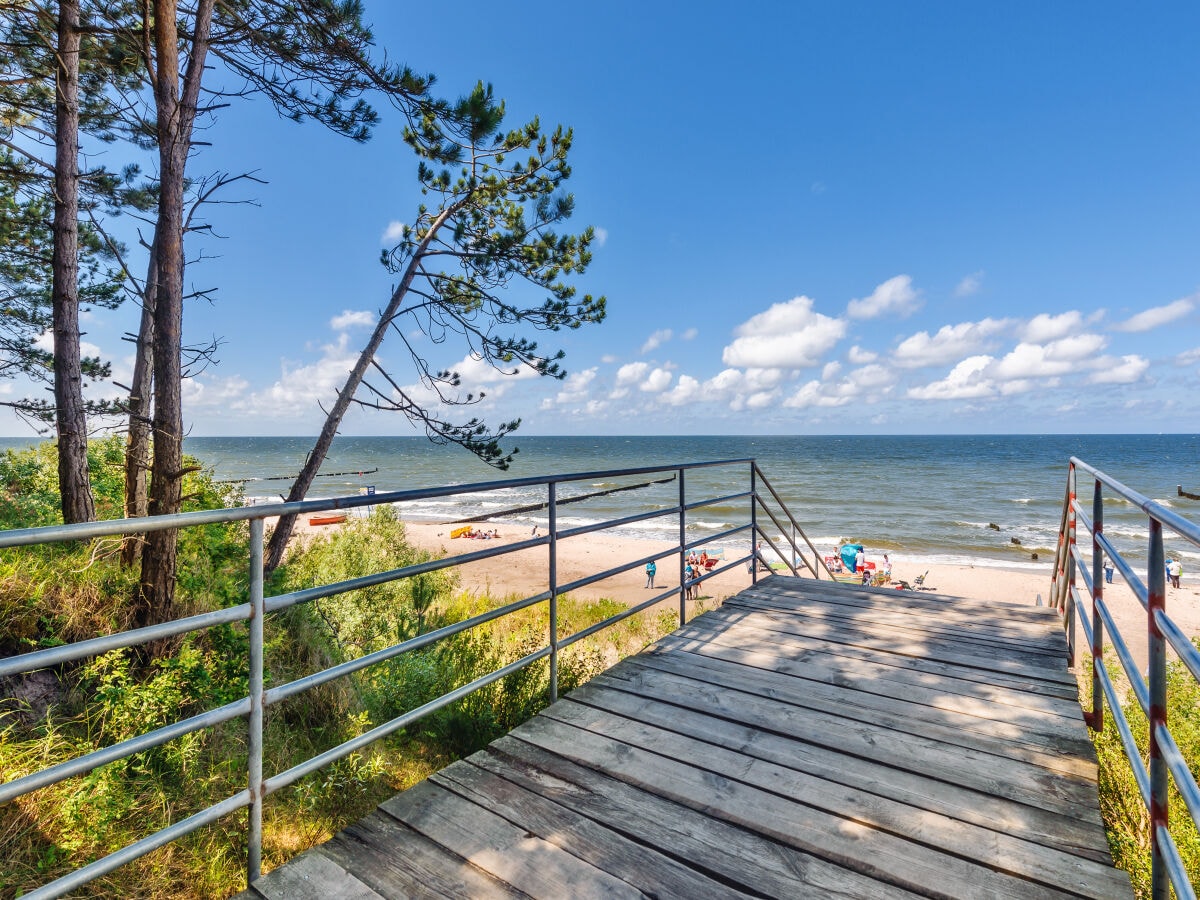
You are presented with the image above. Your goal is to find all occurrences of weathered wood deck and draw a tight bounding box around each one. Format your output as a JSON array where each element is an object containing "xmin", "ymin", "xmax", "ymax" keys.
[{"xmin": 241, "ymin": 576, "xmax": 1131, "ymax": 899}]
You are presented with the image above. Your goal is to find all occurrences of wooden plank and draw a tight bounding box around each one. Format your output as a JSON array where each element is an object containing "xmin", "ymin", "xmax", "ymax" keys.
[
  {"xmin": 540, "ymin": 694, "xmax": 1120, "ymax": 888},
  {"xmin": 482, "ymin": 737, "xmax": 927, "ymax": 900},
  {"xmin": 380, "ymin": 778, "xmax": 645, "ymax": 898},
  {"xmin": 431, "ymin": 757, "xmax": 758, "ymax": 898},
  {"xmin": 752, "ymin": 576, "xmax": 1058, "ymax": 623},
  {"xmin": 590, "ymin": 658, "xmax": 1101, "ymax": 811},
  {"xmin": 647, "ymin": 626, "xmax": 1092, "ymax": 749},
  {"xmin": 679, "ymin": 605, "xmax": 1080, "ymax": 701},
  {"xmin": 565, "ymin": 674, "xmax": 1113, "ymax": 863},
  {"xmin": 672, "ymin": 608, "xmax": 1080, "ymax": 707},
  {"xmin": 732, "ymin": 587, "xmax": 1068, "ymax": 655},
  {"xmin": 247, "ymin": 850, "xmax": 384, "ymax": 900},
  {"xmin": 510, "ymin": 709, "xmax": 1111, "ymax": 899},
  {"xmin": 639, "ymin": 636, "xmax": 1095, "ymax": 772},
  {"xmin": 549, "ymin": 691, "xmax": 1118, "ymax": 888},
  {"xmin": 323, "ymin": 811, "xmax": 526, "ymax": 899},
  {"xmin": 714, "ymin": 598, "xmax": 1071, "ymax": 677}
]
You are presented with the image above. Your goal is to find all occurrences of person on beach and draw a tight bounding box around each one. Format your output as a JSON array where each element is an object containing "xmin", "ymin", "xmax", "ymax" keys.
[
  {"xmin": 883, "ymin": 554, "xmax": 892, "ymax": 577},
  {"xmin": 685, "ymin": 562, "xmax": 698, "ymax": 599},
  {"xmin": 855, "ymin": 547, "xmax": 866, "ymax": 573},
  {"xmin": 645, "ymin": 560, "xmax": 656, "ymax": 589},
  {"xmin": 1104, "ymin": 559, "xmax": 1114, "ymax": 584},
  {"xmin": 1169, "ymin": 558, "xmax": 1183, "ymax": 588}
]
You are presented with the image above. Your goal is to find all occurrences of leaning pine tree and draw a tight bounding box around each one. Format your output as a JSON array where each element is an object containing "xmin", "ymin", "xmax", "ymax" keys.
[{"xmin": 264, "ymin": 82, "xmax": 606, "ymax": 572}]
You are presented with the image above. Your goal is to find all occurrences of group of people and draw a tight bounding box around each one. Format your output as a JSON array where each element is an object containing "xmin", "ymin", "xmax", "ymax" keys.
[
  {"xmin": 644, "ymin": 552, "xmax": 711, "ymax": 600},
  {"xmin": 1103, "ymin": 556, "xmax": 1184, "ymax": 588},
  {"xmin": 461, "ymin": 527, "xmax": 501, "ymax": 540}
]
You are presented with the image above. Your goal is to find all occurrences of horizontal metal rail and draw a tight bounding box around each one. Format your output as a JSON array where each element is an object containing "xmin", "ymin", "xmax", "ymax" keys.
[
  {"xmin": 1054, "ymin": 457, "xmax": 1200, "ymax": 899},
  {"xmin": 4, "ymin": 456, "xmax": 832, "ymax": 898}
]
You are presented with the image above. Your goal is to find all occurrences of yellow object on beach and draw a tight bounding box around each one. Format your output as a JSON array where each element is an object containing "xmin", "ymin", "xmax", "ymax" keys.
[{"xmin": 450, "ymin": 526, "xmax": 471, "ymax": 539}]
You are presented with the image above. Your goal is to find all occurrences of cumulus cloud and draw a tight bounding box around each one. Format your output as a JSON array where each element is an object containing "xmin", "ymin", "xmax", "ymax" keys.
[
  {"xmin": 381, "ymin": 220, "xmax": 406, "ymax": 243},
  {"xmin": 907, "ymin": 355, "xmax": 996, "ymax": 400},
  {"xmin": 892, "ymin": 318, "xmax": 1010, "ymax": 368},
  {"xmin": 1113, "ymin": 296, "xmax": 1195, "ymax": 332},
  {"xmin": 991, "ymin": 334, "xmax": 1107, "ymax": 380},
  {"xmin": 640, "ymin": 367, "xmax": 672, "ymax": 393},
  {"xmin": 723, "ymin": 296, "xmax": 845, "ymax": 368},
  {"xmin": 610, "ymin": 361, "xmax": 648, "ymax": 399},
  {"xmin": 847, "ymin": 345, "xmax": 878, "ymax": 365},
  {"xmin": 1021, "ymin": 311, "xmax": 1084, "ymax": 343},
  {"xmin": 782, "ymin": 363, "xmax": 895, "ymax": 409},
  {"xmin": 663, "ymin": 374, "xmax": 703, "ymax": 406},
  {"xmin": 1089, "ymin": 355, "xmax": 1149, "ymax": 384},
  {"xmin": 551, "ymin": 367, "xmax": 597, "ymax": 404},
  {"xmin": 847, "ymin": 275, "xmax": 921, "ymax": 320},
  {"xmin": 1177, "ymin": 347, "xmax": 1200, "ymax": 366},
  {"xmin": 641, "ymin": 328, "xmax": 673, "ymax": 354},
  {"xmin": 954, "ymin": 271, "xmax": 984, "ymax": 298},
  {"xmin": 330, "ymin": 310, "xmax": 375, "ymax": 330}
]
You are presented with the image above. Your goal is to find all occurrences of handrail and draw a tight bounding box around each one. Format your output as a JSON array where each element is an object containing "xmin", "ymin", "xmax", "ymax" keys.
[
  {"xmin": 1052, "ymin": 456, "xmax": 1200, "ymax": 900},
  {"xmin": 1, "ymin": 456, "xmax": 827, "ymax": 898}
]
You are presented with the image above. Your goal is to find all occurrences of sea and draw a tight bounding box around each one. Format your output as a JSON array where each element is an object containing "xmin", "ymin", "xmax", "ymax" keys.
[{"xmin": 4, "ymin": 434, "xmax": 1197, "ymax": 570}]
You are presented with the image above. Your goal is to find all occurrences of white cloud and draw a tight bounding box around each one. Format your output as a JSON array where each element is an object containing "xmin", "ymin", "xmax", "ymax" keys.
[
  {"xmin": 551, "ymin": 367, "xmax": 597, "ymax": 404},
  {"xmin": 381, "ymin": 220, "xmax": 406, "ymax": 243},
  {"xmin": 991, "ymin": 334, "xmax": 1107, "ymax": 380},
  {"xmin": 821, "ymin": 361, "xmax": 842, "ymax": 380},
  {"xmin": 745, "ymin": 390, "xmax": 779, "ymax": 409},
  {"xmin": 892, "ymin": 318, "xmax": 1010, "ymax": 368},
  {"xmin": 1089, "ymin": 355, "xmax": 1149, "ymax": 384},
  {"xmin": 615, "ymin": 361, "xmax": 648, "ymax": 386},
  {"xmin": 847, "ymin": 345, "xmax": 877, "ymax": 365},
  {"xmin": 640, "ymin": 367, "xmax": 672, "ymax": 393},
  {"xmin": 680, "ymin": 327, "xmax": 698, "ymax": 341},
  {"xmin": 663, "ymin": 374, "xmax": 703, "ymax": 406},
  {"xmin": 593, "ymin": 227, "xmax": 608, "ymax": 247},
  {"xmin": 1113, "ymin": 296, "xmax": 1195, "ymax": 333},
  {"xmin": 600, "ymin": 354, "xmax": 619, "ymax": 364},
  {"xmin": 1021, "ymin": 311, "xmax": 1083, "ymax": 343},
  {"xmin": 183, "ymin": 375, "xmax": 251, "ymax": 409},
  {"xmin": 783, "ymin": 380, "xmax": 852, "ymax": 409},
  {"xmin": 1177, "ymin": 347, "xmax": 1200, "ymax": 366},
  {"xmin": 954, "ymin": 271, "xmax": 984, "ymax": 298},
  {"xmin": 331, "ymin": 310, "xmax": 375, "ymax": 330},
  {"xmin": 641, "ymin": 328, "xmax": 673, "ymax": 354},
  {"xmin": 847, "ymin": 275, "xmax": 921, "ymax": 320},
  {"xmin": 907, "ymin": 355, "xmax": 996, "ymax": 400},
  {"xmin": 723, "ymin": 296, "xmax": 846, "ymax": 368}
]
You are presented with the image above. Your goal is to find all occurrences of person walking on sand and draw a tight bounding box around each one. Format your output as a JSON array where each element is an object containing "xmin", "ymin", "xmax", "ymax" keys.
[
  {"xmin": 1104, "ymin": 558, "xmax": 1114, "ymax": 584},
  {"xmin": 645, "ymin": 559, "xmax": 657, "ymax": 589},
  {"xmin": 1169, "ymin": 558, "xmax": 1183, "ymax": 589}
]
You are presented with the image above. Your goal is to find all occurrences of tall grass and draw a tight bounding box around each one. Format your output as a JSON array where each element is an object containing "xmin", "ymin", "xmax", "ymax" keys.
[
  {"xmin": 1089, "ymin": 647, "xmax": 1200, "ymax": 897},
  {"xmin": 0, "ymin": 440, "xmax": 695, "ymax": 898}
]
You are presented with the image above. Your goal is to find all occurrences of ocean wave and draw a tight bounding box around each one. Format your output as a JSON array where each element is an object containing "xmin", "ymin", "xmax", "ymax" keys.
[{"xmin": 1010, "ymin": 498, "xmax": 1035, "ymax": 504}]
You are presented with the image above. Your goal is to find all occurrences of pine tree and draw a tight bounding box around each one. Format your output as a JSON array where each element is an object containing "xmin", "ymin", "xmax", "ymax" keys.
[{"xmin": 264, "ymin": 82, "xmax": 606, "ymax": 572}]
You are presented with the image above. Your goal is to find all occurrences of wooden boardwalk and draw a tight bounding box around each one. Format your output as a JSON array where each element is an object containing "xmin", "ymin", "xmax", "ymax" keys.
[{"xmin": 242, "ymin": 577, "xmax": 1131, "ymax": 899}]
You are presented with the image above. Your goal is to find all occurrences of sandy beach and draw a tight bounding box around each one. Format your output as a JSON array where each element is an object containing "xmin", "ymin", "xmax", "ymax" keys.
[{"xmin": 293, "ymin": 515, "xmax": 1200, "ymax": 679}]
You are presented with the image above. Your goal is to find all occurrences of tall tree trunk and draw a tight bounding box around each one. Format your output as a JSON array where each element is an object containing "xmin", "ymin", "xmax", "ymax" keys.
[
  {"xmin": 121, "ymin": 242, "xmax": 157, "ymax": 567},
  {"xmin": 137, "ymin": 0, "xmax": 213, "ymax": 626},
  {"xmin": 51, "ymin": 0, "xmax": 94, "ymax": 525},
  {"xmin": 263, "ymin": 202, "xmax": 464, "ymax": 573}
]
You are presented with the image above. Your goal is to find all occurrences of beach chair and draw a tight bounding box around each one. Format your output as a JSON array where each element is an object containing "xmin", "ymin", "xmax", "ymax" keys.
[{"xmin": 913, "ymin": 571, "xmax": 936, "ymax": 591}]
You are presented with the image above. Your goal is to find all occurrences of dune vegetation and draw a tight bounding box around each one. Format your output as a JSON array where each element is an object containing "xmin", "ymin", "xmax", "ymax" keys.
[{"xmin": 0, "ymin": 439, "xmax": 688, "ymax": 898}]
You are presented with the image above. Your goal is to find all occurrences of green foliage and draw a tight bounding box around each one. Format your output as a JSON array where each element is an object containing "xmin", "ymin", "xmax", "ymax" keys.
[
  {"xmin": 1, "ymin": 457, "xmax": 692, "ymax": 898},
  {"xmin": 1092, "ymin": 645, "xmax": 1200, "ymax": 897}
]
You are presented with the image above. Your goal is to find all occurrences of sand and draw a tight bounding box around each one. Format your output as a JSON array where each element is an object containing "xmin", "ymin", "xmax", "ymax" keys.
[{"xmin": 294, "ymin": 515, "xmax": 1200, "ymax": 678}]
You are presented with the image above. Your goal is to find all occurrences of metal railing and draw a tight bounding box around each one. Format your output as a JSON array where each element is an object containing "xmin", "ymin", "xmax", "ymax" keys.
[
  {"xmin": 1051, "ymin": 457, "xmax": 1200, "ymax": 900},
  {"xmin": 1, "ymin": 457, "xmax": 826, "ymax": 898}
]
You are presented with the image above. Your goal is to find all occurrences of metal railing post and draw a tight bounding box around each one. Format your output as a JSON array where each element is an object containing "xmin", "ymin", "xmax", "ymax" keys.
[
  {"xmin": 1087, "ymin": 478, "xmax": 1104, "ymax": 730},
  {"xmin": 750, "ymin": 464, "xmax": 758, "ymax": 586},
  {"xmin": 548, "ymin": 483, "xmax": 559, "ymax": 704},
  {"xmin": 1148, "ymin": 518, "xmax": 1168, "ymax": 900},
  {"xmin": 679, "ymin": 468, "xmax": 687, "ymax": 624},
  {"xmin": 1065, "ymin": 463, "xmax": 1077, "ymax": 665},
  {"xmin": 247, "ymin": 517, "xmax": 265, "ymax": 884}
]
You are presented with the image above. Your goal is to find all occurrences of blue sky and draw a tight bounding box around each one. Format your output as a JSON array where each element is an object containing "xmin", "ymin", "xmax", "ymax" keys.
[{"xmin": 10, "ymin": 1, "xmax": 1200, "ymax": 436}]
